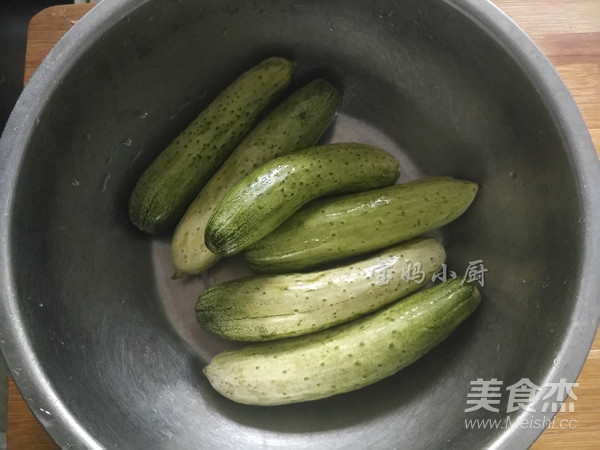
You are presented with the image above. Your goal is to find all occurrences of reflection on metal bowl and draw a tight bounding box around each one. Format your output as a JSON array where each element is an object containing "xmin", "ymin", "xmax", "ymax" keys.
[{"xmin": 0, "ymin": 0, "xmax": 599, "ymax": 448}]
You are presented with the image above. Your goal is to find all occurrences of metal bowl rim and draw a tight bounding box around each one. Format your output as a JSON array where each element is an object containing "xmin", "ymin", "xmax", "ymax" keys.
[{"xmin": 0, "ymin": 0, "xmax": 598, "ymax": 448}]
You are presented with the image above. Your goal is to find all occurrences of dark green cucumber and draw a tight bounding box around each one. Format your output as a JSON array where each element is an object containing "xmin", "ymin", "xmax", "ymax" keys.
[
  {"xmin": 128, "ymin": 57, "xmax": 294, "ymax": 235},
  {"xmin": 204, "ymin": 278, "xmax": 480, "ymax": 406},
  {"xmin": 196, "ymin": 237, "xmax": 445, "ymax": 341},
  {"xmin": 170, "ymin": 79, "xmax": 341, "ymax": 276},
  {"xmin": 205, "ymin": 143, "xmax": 400, "ymax": 256},
  {"xmin": 245, "ymin": 177, "xmax": 478, "ymax": 273}
]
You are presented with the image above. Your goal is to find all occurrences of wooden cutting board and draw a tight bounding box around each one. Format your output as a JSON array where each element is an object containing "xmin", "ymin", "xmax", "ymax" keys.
[{"xmin": 7, "ymin": 1, "xmax": 600, "ymax": 448}]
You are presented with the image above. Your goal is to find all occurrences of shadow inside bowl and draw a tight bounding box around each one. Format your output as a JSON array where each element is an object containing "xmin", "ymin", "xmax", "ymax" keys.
[{"xmin": 1, "ymin": 0, "xmax": 597, "ymax": 448}]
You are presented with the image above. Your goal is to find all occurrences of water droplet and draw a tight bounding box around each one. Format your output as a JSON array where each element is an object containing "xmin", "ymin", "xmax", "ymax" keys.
[
  {"xmin": 538, "ymin": 274, "xmax": 550, "ymax": 289},
  {"xmin": 509, "ymin": 170, "xmax": 517, "ymax": 179},
  {"xmin": 83, "ymin": 133, "xmax": 91, "ymax": 141},
  {"xmin": 329, "ymin": 23, "xmax": 335, "ymax": 32},
  {"xmin": 38, "ymin": 302, "xmax": 44, "ymax": 308},
  {"xmin": 121, "ymin": 137, "xmax": 133, "ymax": 146},
  {"xmin": 34, "ymin": 118, "xmax": 40, "ymax": 127},
  {"xmin": 129, "ymin": 149, "xmax": 143, "ymax": 166},
  {"xmin": 100, "ymin": 173, "xmax": 112, "ymax": 192},
  {"xmin": 71, "ymin": 178, "xmax": 80, "ymax": 187},
  {"xmin": 134, "ymin": 110, "xmax": 149, "ymax": 119},
  {"xmin": 40, "ymin": 408, "xmax": 53, "ymax": 416}
]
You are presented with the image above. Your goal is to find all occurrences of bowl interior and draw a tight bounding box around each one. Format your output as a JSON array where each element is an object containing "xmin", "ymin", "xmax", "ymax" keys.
[{"xmin": 3, "ymin": 0, "xmax": 592, "ymax": 448}]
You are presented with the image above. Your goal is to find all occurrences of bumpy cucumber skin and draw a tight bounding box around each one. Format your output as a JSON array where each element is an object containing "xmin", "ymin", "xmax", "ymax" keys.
[
  {"xmin": 245, "ymin": 177, "xmax": 478, "ymax": 273},
  {"xmin": 128, "ymin": 57, "xmax": 295, "ymax": 235},
  {"xmin": 204, "ymin": 278, "xmax": 480, "ymax": 406},
  {"xmin": 205, "ymin": 143, "xmax": 400, "ymax": 257},
  {"xmin": 170, "ymin": 79, "xmax": 341, "ymax": 276},
  {"xmin": 196, "ymin": 237, "xmax": 445, "ymax": 341}
]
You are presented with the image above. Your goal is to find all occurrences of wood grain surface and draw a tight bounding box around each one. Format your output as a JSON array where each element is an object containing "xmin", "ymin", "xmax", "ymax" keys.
[{"xmin": 7, "ymin": 1, "xmax": 599, "ymax": 449}]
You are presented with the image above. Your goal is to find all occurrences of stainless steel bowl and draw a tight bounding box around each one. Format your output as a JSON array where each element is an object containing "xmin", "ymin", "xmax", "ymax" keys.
[{"xmin": 1, "ymin": 0, "xmax": 599, "ymax": 448}]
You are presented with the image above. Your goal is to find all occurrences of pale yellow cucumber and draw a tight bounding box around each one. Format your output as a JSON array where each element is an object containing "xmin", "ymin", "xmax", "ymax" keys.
[
  {"xmin": 204, "ymin": 278, "xmax": 480, "ymax": 406},
  {"xmin": 170, "ymin": 79, "xmax": 340, "ymax": 276},
  {"xmin": 128, "ymin": 57, "xmax": 294, "ymax": 235},
  {"xmin": 196, "ymin": 237, "xmax": 445, "ymax": 341}
]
